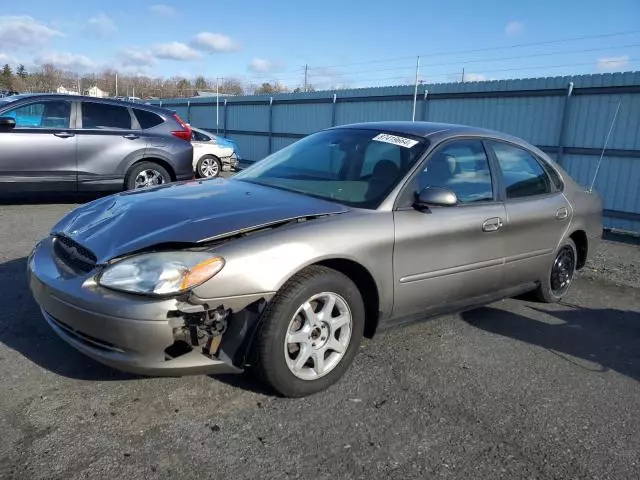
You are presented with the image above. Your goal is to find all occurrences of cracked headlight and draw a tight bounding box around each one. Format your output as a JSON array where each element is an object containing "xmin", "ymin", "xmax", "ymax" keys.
[{"xmin": 98, "ymin": 252, "xmax": 224, "ymax": 296}]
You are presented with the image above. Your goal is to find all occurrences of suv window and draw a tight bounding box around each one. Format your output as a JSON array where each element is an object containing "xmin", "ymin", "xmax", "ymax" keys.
[
  {"xmin": 2, "ymin": 100, "xmax": 71, "ymax": 128},
  {"xmin": 416, "ymin": 140, "xmax": 494, "ymax": 204},
  {"xmin": 82, "ymin": 102, "xmax": 132, "ymax": 130},
  {"xmin": 491, "ymin": 142, "xmax": 552, "ymax": 198},
  {"xmin": 133, "ymin": 108, "xmax": 164, "ymax": 129}
]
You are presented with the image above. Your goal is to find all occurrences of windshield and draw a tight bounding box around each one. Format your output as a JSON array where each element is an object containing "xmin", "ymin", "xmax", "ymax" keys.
[{"xmin": 235, "ymin": 128, "xmax": 427, "ymax": 209}]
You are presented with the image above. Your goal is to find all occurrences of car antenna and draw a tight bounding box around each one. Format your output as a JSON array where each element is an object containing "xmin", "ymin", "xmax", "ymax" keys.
[{"xmin": 589, "ymin": 101, "xmax": 621, "ymax": 194}]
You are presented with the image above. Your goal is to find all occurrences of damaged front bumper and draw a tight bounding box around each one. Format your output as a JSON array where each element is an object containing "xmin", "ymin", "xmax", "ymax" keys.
[
  {"xmin": 27, "ymin": 238, "xmax": 273, "ymax": 377},
  {"xmin": 221, "ymin": 153, "xmax": 239, "ymax": 171}
]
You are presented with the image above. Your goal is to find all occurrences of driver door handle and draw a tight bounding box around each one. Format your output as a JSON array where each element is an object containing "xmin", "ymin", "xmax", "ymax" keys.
[
  {"xmin": 482, "ymin": 217, "xmax": 503, "ymax": 232},
  {"xmin": 53, "ymin": 132, "xmax": 75, "ymax": 138}
]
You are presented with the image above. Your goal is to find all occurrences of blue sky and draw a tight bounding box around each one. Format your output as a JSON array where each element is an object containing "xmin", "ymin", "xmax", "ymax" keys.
[{"xmin": 0, "ymin": 0, "xmax": 639, "ymax": 89}]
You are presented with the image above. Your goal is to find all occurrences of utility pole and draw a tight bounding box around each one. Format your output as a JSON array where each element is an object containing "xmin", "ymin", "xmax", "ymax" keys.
[
  {"xmin": 303, "ymin": 64, "xmax": 308, "ymax": 92},
  {"xmin": 216, "ymin": 76, "xmax": 220, "ymax": 134},
  {"xmin": 411, "ymin": 56, "xmax": 420, "ymax": 122},
  {"xmin": 115, "ymin": 73, "xmax": 118, "ymax": 96},
  {"xmin": 461, "ymin": 67, "xmax": 465, "ymax": 83}
]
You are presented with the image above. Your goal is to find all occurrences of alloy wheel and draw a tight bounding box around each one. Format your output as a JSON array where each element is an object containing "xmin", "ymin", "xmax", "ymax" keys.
[
  {"xmin": 550, "ymin": 246, "xmax": 575, "ymax": 296},
  {"xmin": 200, "ymin": 158, "xmax": 220, "ymax": 177},
  {"xmin": 284, "ymin": 292, "xmax": 352, "ymax": 380},
  {"xmin": 134, "ymin": 169, "xmax": 166, "ymax": 188}
]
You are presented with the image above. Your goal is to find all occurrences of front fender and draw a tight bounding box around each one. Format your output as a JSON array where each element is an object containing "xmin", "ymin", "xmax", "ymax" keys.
[{"xmin": 190, "ymin": 211, "xmax": 395, "ymax": 320}]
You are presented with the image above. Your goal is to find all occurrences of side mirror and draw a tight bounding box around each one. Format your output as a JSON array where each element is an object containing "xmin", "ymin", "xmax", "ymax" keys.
[
  {"xmin": 414, "ymin": 186, "xmax": 458, "ymax": 209},
  {"xmin": 0, "ymin": 116, "xmax": 16, "ymax": 129}
]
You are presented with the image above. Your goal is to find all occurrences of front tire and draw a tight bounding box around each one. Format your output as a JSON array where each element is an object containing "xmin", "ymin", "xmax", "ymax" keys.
[
  {"xmin": 196, "ymin": 155, "xmax": 222, "ymax": 178},
  {"xmin": 534, "ymin": 238, "xmax": 577, "ymax": 303},
  {"xmin": 253, "ymin": 266, "xmax": 365, "ymax": 397}
]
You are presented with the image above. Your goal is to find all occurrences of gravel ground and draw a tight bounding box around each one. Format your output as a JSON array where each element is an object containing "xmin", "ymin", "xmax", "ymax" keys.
[
  {"xmin": 583, "ymin": 234, "xmax": 640, "ymax": 289},
  {"xmin": 0, "ymin": 193, "xmax": 639, "ymax": 480}
]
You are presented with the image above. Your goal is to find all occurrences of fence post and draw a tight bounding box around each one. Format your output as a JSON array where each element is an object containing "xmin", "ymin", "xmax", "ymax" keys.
[
  {"xmin": 556, "ymin": 81, "xmax": 574, "ymax": 165},
  {"xmin": 268, "ymin": 97, "xmax": 274, "ymax": 154},
  {"xmin": 331, "ymin": 93, "xmax": 337, "ymax": 126},
  {"xmin": 223, "ymin": 98, "xmax": 228, "ymax": 136},
  {"xmin": 186, "ymin": 100, "xmax": 191, "ymax": 124},
  {"xmin": 422, "ymin": 89, "xmax": 429, "ymax": 121}
]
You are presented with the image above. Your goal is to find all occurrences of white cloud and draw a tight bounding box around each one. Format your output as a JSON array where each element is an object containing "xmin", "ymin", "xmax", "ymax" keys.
[
  {"xmin": 248, "ymin": 58, "xmax": 284, "ymax": 74},
  {"xmin": 463, "ymin": 73, "xmax": 489, "ymax": 82},
  {"xmin": 150, "ymin": 4, "xmax": 176, "ymax": 17},
  {"xmin": 87, "ymin": 13, "xmax": 117, "ymax": 36},
  {"xmin": 0, "ymin": 16, "xmax": 62, "ymax": 48},
  {"xmin": 505, "ymin": 20, "xmax": 524, "ymax": 36},
  {"xmin": 119, "ymin": 48, "xmax": 158, "ymax": 67},
  {"xmin": 597, "ymin": 55, "xmax": 629, "ymax": 71},
  {"xmin": 0, "ymin": 52, "xmax": 15, "ymax": 64},
  {"xmin": 190, "ymin": 32, "xmax": 238, "ymax": 53},
  {"xmin": 308, "ymin": 66, "xmax": 350, "ymax": 89},
  {"xmin": 153, "ymin": 41, "xmax": 201, "ymax": 60},
  {"xmin": 34, "ymin": 51, "xmax": 95, "ymax": 71}
]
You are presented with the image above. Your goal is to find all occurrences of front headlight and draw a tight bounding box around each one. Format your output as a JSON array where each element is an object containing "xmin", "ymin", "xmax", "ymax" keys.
[{"xmin": 98, "ymin": 252, "xmax": 224, "ymax": 295}]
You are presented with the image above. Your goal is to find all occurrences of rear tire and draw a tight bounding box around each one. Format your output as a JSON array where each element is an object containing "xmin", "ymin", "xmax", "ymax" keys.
[
  {"xmin": 196, "ymin": 155, "xmax": 222, "ymax": 178},
  {"xmin": 125, "ymin": 162, "xmax": 171, "ymax": 190},
  {"xmin": 533, "ymin": 238, "xmax": 577, "ymax": 303},
  {"xmin": 253, "ymin": 266, "xmax": 365, "ymax": 397}
]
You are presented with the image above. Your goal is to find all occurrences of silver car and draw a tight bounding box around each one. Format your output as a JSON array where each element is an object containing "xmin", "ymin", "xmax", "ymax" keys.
[
  {"xmin": 28, "ymin": 122, "xmax": 602, "ymax": 397},
  {"xmin": 0, "ymin": 94, "xmax": 194, "ymax": 192}
]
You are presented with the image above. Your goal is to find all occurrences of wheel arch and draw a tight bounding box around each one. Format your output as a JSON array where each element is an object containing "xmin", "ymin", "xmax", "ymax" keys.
[
  {"xmin": 569, "ymin": 229, "xmax": 588, "ymax": 270},
  {"xmin": 272, "ymin": 257, "xmax": 381, "ymax": 339},
  {"xmin": 126, "ymin": 157, "xmax": 176, "ymax": 182}
]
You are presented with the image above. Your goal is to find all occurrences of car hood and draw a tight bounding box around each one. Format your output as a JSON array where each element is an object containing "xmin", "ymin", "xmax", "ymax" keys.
[{"xmin": 51, "ymin": 179, "xmax": 349, "ymax": 262}]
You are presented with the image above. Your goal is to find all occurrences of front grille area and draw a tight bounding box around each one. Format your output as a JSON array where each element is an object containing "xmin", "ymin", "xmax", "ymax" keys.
[
  {"xmin": 53, "ymin": 235, "xmax": 97, "ymax": 273},
  {"xmin": 46, "ymin": 313, "xmax": 124, "ymax": 353}
]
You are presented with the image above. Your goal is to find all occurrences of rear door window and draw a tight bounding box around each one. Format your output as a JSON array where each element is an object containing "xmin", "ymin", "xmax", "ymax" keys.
[
  {"xmin": 490, "ymin": 142, "xmax": 552, "ymax": 198},
  {"xmin": 82, "ymin": 102, "xmax": 133, "ymax": 130}
]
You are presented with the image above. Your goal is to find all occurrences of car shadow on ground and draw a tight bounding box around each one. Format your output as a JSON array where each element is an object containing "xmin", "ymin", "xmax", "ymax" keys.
[
  {"xmin": 0, "ymin": 255, "xmax": 277, "ymax": 392},
  {"xmin": 462, "ymin": 304, "xmax": 640, "ymax": 381},
  {"xmin": 0, "ymin": 192, "xmax": 108, "ymax": 205}
]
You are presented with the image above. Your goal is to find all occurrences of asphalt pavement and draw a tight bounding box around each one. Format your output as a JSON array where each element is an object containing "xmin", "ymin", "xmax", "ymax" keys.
[{"xmin": 0, "ymin": 196, "xmax": 639, "ymax": 480}]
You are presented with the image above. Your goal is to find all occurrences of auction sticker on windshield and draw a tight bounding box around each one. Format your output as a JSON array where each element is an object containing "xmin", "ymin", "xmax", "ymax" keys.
[{"xmin": 373, "ymin": 133, "xmax": 419, "ymax": 148}]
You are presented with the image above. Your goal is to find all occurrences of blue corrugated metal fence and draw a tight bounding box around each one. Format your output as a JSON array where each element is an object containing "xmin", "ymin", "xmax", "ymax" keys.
[{"xmin": 150, "ymin": 72, "xmax": 640, "ymax": 233}]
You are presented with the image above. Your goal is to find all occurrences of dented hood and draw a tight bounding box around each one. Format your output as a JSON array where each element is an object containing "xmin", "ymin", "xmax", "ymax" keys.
[{"xmin": 51, "ymin": 178, "xmax": 349, "ymax": 262}]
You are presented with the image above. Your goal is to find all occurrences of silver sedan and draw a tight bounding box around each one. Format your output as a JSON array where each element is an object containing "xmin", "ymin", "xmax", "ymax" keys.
[{"xmin": 28, "ymin": 121, "xmax": 602, "ymax": 397}]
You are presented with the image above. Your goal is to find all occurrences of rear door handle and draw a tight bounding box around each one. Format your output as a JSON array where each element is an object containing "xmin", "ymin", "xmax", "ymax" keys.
[
  {"xmin": 555, "ymin": 207, "xmax": 568, "ymax": 220},
  {"xmin": 53, "ymin": 132, "xmax": 75, "ymax": 138},
  {"xmin": 123, "ymin": 134, "xmax": 139, "ymax": 140},
  {"xmin": 482, "ymin": 217, "xmax": 503, "ymax": 232}
]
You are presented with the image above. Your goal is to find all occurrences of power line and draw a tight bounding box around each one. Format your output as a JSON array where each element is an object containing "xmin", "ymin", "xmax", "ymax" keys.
[
  {"xmin": 312, "ymin": 30, "xmax": 640, "ymax": 70},
  {"xmin": 351, "ymin": 58, "xmax": 639, "ymax": 86},
  {"xmin": 309, "ymin": 43, "xmax": 640, "ymax": 78}
]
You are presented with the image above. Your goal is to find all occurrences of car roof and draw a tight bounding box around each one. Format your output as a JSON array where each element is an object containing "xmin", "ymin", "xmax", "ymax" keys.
[
  {"xmin": 0, "ymin": 93, "xmax": 173, "ymax": 116},
  {"xmin": 333, "ymin": 121, "xmax": 506, "ymax": 138}
]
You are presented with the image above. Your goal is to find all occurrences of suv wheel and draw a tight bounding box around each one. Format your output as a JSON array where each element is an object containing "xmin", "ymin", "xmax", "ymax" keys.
[
  {"xmin": 125, "ymin": 162, "xmax": 171, "ymax": 190},
  {"xmin": 253, "ymin": 266, "xmax": 365, "ymax": 397}
]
